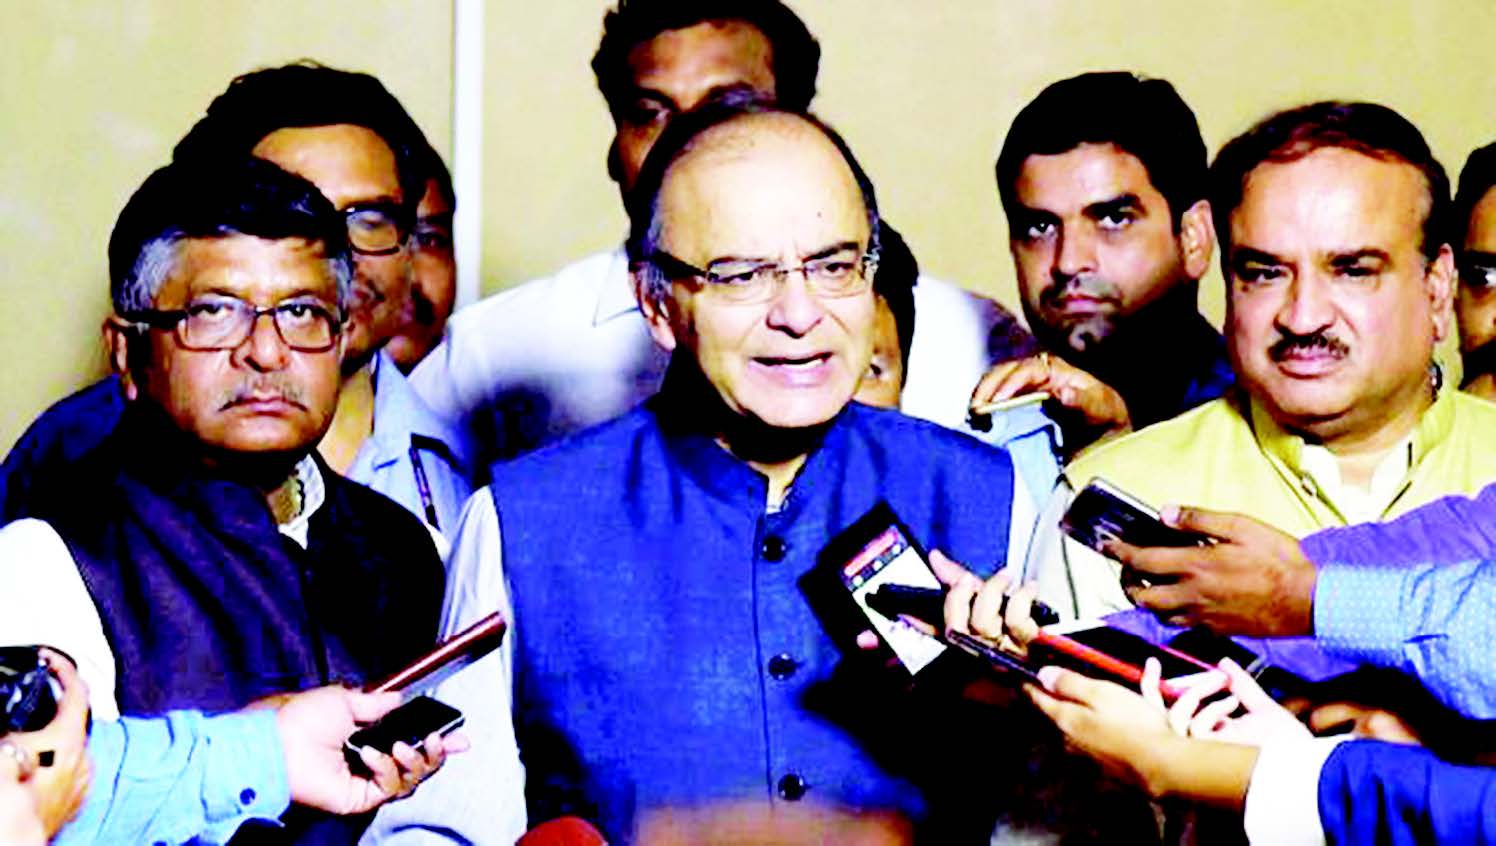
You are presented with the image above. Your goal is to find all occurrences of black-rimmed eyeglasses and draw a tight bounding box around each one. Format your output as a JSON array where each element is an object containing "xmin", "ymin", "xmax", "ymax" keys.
[
  {"xmin": 124, "ymin": 296, "xmax": 342, "ymax": 352},
  {"xmin": 649, "ymin": 246, "xmax": 878, "ymax": 305},
  {"xmin": 343, "ymin": 202, "xmax": 410, "ymax": 256}
]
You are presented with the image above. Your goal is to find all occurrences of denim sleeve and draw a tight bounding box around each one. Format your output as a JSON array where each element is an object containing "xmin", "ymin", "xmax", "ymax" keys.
[
  {"xmin": 57, "ymin": 710, "xmax": 289, "ymax": 846},
  {"xmin": 1315, "ymin": 558, "xmax": 1496, "ymax": 720}
]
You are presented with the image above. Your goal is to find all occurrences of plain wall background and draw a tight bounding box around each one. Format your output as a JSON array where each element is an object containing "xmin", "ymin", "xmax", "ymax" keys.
[{"xmin": 4, "ymin": 1, "xmax": 1494, "ymax": 451}]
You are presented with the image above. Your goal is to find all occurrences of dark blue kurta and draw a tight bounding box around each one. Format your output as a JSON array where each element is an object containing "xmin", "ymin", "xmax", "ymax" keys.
[{"xmin": 493, "ymin": 399, "xmax": 1017, "ymax": 840}]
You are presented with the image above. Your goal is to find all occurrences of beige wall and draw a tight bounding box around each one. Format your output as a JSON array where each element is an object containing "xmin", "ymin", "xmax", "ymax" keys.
[
  {"xmin": 0, "ymin": 2, "xmax": 451, "ymax": 450},
  {"xmin": 5, "ymin": 1, "xmax": 1494, "ymax": 451}
]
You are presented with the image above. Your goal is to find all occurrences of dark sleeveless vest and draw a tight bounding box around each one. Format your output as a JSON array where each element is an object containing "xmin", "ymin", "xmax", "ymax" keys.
[
  {"xmin": 28, "ymin": 408, "xmax": 445, "ymax": 844},
  {"xmin": 493, "ymin": 397, "xmax": 1018, "ymax": 841}
]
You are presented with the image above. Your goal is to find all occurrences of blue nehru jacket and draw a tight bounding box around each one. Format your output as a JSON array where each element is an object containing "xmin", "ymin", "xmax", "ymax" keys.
[{"xmin": 493, "ymin": 398, "xmax": 1015, "ymax": 839}]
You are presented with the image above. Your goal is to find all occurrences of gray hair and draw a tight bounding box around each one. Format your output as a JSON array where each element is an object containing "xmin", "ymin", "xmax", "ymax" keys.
[{"xmin": 115, "ymin": 232, "xmax": 354, "ymax": 316}]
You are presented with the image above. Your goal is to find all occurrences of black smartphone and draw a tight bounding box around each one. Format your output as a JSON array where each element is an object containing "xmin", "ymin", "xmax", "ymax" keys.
[
  {"xmin": 1061, "ymin": 478, "xmax": 1212, "ymax": 552},
  {"xmin": 803, "ymin": 502, "xmax": 960, "ymax": 679},
  {"xmin": 344, "ymin": 695, "xmax": 464, "ymax": 761}
]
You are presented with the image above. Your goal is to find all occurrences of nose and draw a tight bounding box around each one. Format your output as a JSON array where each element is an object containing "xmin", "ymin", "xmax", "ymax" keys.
[
  {"xmin": 234, "ymin": 311, "xmax": 291, "ymax": 372},
  {"xmin": 1274, "ymin": 271, "xmax": 1335, "ymax": 336},
  {"xmin": 764, "ymin": 270, "xmax": 827, "ymax": 337},
  {"xmin": 1052, "ymin": 226, "xmax": 1096, "ymax": 283}
]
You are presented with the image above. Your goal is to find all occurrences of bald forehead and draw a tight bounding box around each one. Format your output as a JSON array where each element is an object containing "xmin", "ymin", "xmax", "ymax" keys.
[{"xmin": 665, "ymin": 113, "xmax": 864, "ymax": 207}]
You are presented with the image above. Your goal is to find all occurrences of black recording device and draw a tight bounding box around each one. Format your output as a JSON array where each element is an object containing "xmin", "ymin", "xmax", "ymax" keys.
[
  {"xmin": 0, "ymin": 646, "xmax": 59, "ymax": 738},
  {"xmin": 865, "ymin": 583, "xmax": 1061, "ymax": 628}
]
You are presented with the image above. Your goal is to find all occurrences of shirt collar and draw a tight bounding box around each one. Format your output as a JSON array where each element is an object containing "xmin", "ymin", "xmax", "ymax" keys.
[
  {"xmin": 1248, "ymin": 379, "xmax": 1454, "ymax": 515},
  {"xmin": 593, "ymin": 247, "xmax": 640, "ymax": 326},
  {"xmin": 277, "ymin": 454, "xmax": 326, "ymax": 548},
  {"xmin": 360, "ymin": 350, "xmax": 472, "ymax": 471}
]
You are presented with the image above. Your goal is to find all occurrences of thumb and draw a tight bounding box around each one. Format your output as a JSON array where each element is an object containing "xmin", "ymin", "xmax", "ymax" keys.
[
  {"xmin": 1160, "ymin": 505, "xmax": 1241, "ymax": 539},
  {"xmin": 928, "ymin": 549, "xmax": 974, "ymax": 587},
  {"xmin": 1218, "ymin": 658, "xmax": 1277, "ymax": 712},
  {"xmin": 346, "ymin": 689, "xmax": 404, "ymax": 724}
]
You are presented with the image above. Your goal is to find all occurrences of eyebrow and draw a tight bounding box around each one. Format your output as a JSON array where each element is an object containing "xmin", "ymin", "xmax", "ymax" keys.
[
  {"xmin": 705, "ymin": 241, "xmax": 862, "ymax": 268},
  {"xmin": 629, "ymin": 80, "xmax": 763, "ymax": 113},
  {"xmin": 1328, "ymin": 249, "xmax": 1391, "ymax": 268},
  {"xmin": 1083, "ymin": 194, "xmax": 1143, "ymax": 219},
  {"xmin": 1228, "ymin": 247, "xmax": 1285, "ymax": 267}
]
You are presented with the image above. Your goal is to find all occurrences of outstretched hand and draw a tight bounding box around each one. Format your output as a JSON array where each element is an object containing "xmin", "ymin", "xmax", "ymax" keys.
[
  {"xmin": 1108, "ymin": 506, "xmax": 1317, "ymax": 636},
  {"xmin": 276, "ymin": 687, "xmax": 469, "ymax": 816}
]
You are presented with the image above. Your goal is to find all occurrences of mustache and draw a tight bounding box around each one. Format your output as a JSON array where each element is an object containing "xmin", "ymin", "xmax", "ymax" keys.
[
  {"xmin": 220, "ymin": 378, "xmax": 306, "ymax": 409},
  {"xmin": 410, "ymin": 286, "xmax": 438, "ymax": 326},
  {"xmin": 1039, "ymin": 274, "xmax": 1122, "ymax": 308},
  {"xmin": 1269, "ymin": 329, "xmax": 1350, "ymax": 362}
]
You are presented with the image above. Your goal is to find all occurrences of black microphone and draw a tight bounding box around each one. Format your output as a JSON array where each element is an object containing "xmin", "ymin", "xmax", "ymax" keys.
[{"xmin": 865, "ymin": 584, "xmax": 1060, "ymax": 628}]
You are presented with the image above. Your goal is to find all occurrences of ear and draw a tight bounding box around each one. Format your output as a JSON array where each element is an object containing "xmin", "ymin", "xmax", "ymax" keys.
[
  {"xmin": 103, "ymin": 317, "xmax": 140, "ymax": 401},
  {"xmin": 633, "ymin": 270, "xmax": 678, "ymax": 352},
  {"xmin": 1177, "ymin": 199, "xmax": 1216, "ymax": 281},
  {"xmin": 1425, "ymin": 243, "xmax": 1457, "ymax": 343}
]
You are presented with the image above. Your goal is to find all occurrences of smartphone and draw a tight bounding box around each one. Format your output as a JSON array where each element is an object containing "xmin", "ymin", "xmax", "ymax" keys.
[
  {"xmin": 345, "ymin": 695, "xmax": 464, "ymax": 760},
  {"xmin": 803, "ymin": 502, "xmax": 954, "ymax": 678},
  {"xmin": 1061, "ymin": 478, "xmax": 1212, "ymax": 552},
  {"xmin": 1030, "ymin": 621, "xmax": 1218, "ymax": 699},
  {"xmin": 370, "ymin": 612, "xmax": 507, "ymax": 696}
]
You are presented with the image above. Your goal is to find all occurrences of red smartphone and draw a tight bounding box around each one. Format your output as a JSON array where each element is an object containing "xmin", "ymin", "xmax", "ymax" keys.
[
  {"xmin": 1029, "ymin": 622, "xmax": 1218, "ymax": 700},
  {"xmin": 370, "ymin": 612, "xmax": 507, "ymax": 695}
]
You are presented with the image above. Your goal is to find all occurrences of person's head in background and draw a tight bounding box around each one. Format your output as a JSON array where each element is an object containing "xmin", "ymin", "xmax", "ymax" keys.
[
  {"xmin": 387, "ymin": 146, "xmax": 457, "ymax": 372},
  {"xmin": 592, "ymin": 0, "xmax": 820, "ymax": 197},
  {"xmin": 1453, "ymin": 141, "xmax": 1496, "ymax": 400},
  {"xmin": 855, "ymin": 223, "xmax": 917, "ymax": 410},
  {"xmin": 173, "ymin": 61, "xmax": 430, "ymax": 373},
  {"xmin": 995, "ymin": 71, "xmax": 1213, "ymax": 361},
  {"xmin": 103, "ymin": 155, "xmax": 352, "ymax": 478},
  {"xmin": 1209, "ymin": 101, "xmax": 1455, "ymax": 448}
]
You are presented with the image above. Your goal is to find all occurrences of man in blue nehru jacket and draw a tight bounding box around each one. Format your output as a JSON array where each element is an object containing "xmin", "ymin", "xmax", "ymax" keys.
[{"xmin": 405, "ymin": 101, "xmax": 1032, "ymax": 843}]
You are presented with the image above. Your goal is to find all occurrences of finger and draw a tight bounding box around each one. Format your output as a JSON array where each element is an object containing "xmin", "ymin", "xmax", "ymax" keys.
[
  {"xmin": 1039, "ymin": 664, "xmax": 1115, "ymax": 707},
  {"xmin": 1105, "ymin": 541, "xmax": 1197, "ymax": 578},
  {"xmin": 855, "ymin": 630, "xmax": 881, "ymax": 651},
  {"xmin": 1126, "ymin": 583, "xmax": 1193, "ymax": 620},
  {"xmin": 359, "ymin": 746, "xmax": 402, "ymax": 797},
  {"xmin": 347, "ymin": 689, "xmax": 404, "ymax": 725},
  {"xmin": 390, "ymin": 740, "xmax": 425, "ymax": 777},
  {"xmin": 970, "ymin": 361, "xmax": 1021, "ymax": 405},
  {"xmin": 419, "ymin": 731, "xmax": 448, "ymax": 769},
  {"xmin": 1307, "ymin": 703, "xmax": 1359, "ymax": 735},
  {"xmin": 932, "ymin": 550, "xmax": 982, "ymax": 634},
  {"xmin": 1001, "ymin": 581, "xmax": 1041, "ymax": 650},
  {"xmin": 37, "ymin": 649, "xmax": 89, "ymax": 732},
  {"xmin": 968, "ymin": 572, "xmax": 1014, "ymax": 641},
  {"xmin": 1166, "ymin": 672, "xmax": 1229, "ymax": 736},
  {"xmin": 1188, "ymin": 695, "xmax": 1241, "ymax": 737},
  {"xmin": 1139, "ymin": 658, "xmax": 1166, "ymax": 712},
  {"xmin": 440, "ymin": 732, "xmax": 471, "ymax": 755},
  {"xmin": 1160, "ymin": 506, "xmax": 1246, "ymax": 541},
  {"xmin": 1217, "ymin": 658, "xmax": 1278, "ymax": 713}
]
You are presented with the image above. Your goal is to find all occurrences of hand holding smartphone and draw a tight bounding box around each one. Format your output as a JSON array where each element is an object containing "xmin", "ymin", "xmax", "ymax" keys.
[{"xmin": 1061, "ymin": 479, "xmax": 1213, "ymax": 589}]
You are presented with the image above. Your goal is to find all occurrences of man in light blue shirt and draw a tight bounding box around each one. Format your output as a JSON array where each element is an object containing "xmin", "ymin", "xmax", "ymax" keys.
[{"xmin": 5, "ymin": 652, "xmax": 461, "ymax": 846}]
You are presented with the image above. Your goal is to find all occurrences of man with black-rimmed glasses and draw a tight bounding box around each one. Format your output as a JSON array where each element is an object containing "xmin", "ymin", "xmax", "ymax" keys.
[
  {"xmin": 0, "ymin": 63, "xmax": 472, "ymax": 545},
  {"xmin": 0, "ymin": 155, "xmax": 454, "ymax": 845}
]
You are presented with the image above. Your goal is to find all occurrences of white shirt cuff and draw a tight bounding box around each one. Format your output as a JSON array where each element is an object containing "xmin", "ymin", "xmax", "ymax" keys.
[{"xmin": 1243, "ymin": 735, "xmax": 1351, "ymax": 846}]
